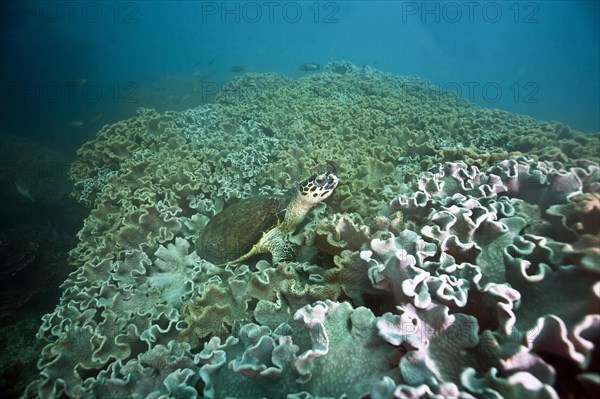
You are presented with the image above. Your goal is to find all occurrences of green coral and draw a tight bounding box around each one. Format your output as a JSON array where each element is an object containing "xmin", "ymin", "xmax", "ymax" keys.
[{"xmin": 179, "ymin": 261, "xmax": 353, "ymax": 344}]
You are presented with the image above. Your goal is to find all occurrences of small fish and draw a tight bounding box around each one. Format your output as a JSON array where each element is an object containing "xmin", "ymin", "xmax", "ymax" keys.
[
  {"xmin": 299, "ymin": 63, "xmax": 320, "ymax": 72},
  {"xmin": 90, "ymin": 112, "xmax": 103, "ymax": 125},
  {"xmin": 63, "ymin": 78, "xmax": 87, "ymax": 87},
  {"xmin": 69, "ymin": 120, "xmax": 84, "ymax": 127},
  {"xmin": 193, "ymin": 63, "xmax": 203, "ymax": 77},
  {"xmin": 230, "ymin": 65, "xmax": 247, "ymax": 73},
  {"xmin": 15, "ymin": 181, "xmax": 34, "ymax": 202}
]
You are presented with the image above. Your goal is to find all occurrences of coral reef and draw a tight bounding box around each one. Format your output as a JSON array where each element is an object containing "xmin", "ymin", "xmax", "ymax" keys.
[{"xmin": 23, "ymin": 63, "xmax": 600, "ymax": 398}]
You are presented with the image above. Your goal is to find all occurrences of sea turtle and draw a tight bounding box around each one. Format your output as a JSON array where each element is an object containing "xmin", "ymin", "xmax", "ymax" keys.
[{"xmin": 197, "ymin": 171, "xmax": 339, "ymax": 265}]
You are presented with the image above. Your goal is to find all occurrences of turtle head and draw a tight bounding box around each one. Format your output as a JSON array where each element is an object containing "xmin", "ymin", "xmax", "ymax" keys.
[{"xmin": 298, "ymin": 172, "xmax": 339, "ymax": 206}]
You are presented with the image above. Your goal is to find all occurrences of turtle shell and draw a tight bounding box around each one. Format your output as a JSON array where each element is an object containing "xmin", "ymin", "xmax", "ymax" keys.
[{"xmin": 197, "ymin": 195, "xmax": 288, "ymax": 264}]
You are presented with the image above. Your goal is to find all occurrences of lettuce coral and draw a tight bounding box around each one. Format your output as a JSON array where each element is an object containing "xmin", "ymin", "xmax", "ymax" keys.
[
  {"xmin": 196, "ymin": 300, "xmax": 397, "ymax": 398},
  {"xmin": 24, "ymin": 63, "xmax": 600, "ymax": 399}
]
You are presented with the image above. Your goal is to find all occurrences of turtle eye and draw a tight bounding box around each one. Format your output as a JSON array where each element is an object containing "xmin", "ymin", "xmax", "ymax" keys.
[{"xmin": 314, "ymin": 173, "xmax": 328, "ymax": 186}]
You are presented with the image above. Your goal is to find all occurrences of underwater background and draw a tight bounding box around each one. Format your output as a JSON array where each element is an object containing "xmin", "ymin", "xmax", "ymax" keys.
[{"xmin": 0, "ymin": 1, "xmax": 599, "ymax": 398}]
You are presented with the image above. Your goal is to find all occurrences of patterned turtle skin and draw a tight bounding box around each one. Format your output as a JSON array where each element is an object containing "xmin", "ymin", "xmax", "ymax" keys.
[{"xmin": 197, "ymin": 172, "xmax": 339, "ymax": 265}]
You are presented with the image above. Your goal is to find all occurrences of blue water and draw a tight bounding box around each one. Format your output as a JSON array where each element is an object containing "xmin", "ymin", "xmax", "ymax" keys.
[
  {"xmin": 1, "ymin": 2, "xmax": 599, "ymax": 398},
  {"xmin": 1, "ymin": 0, "xmax": 599, "ymax": 151}
]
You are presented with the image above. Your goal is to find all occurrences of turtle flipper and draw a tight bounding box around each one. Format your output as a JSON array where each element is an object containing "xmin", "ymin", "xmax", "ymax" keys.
[
  {"xmin": 221, "ymin": 231, "xmax": 294, "ymax": 266},
  {"xmin": 219, "ymin": 243, "xmax": 263, "ymax": 266},
  {"xmin": 270, "ymin": 238, "xmax": 295, "ymax": 265}
]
